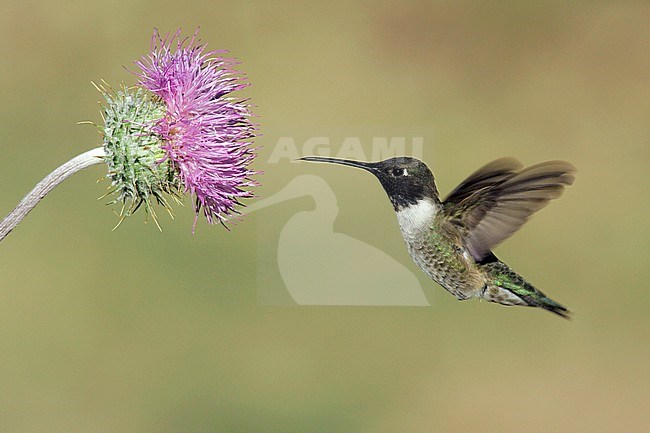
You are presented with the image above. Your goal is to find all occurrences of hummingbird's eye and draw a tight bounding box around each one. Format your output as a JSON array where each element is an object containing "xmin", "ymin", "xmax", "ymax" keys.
[{"xmin": 391, "ymin": 168, "xmax": 407, "ymax": 177}]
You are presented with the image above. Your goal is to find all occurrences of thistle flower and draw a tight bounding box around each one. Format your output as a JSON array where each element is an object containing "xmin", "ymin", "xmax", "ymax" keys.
[
  {"xmin": 0, "ymin": 29, "xmax": 258, "ymax": 242},
  {"xmin": 102, "ymin": 28, "xmax": 258, "ymax": 228}
]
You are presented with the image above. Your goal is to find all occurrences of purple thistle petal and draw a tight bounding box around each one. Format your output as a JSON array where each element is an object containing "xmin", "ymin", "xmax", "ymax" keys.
[{"xmin": 135, "ymin": 29, "xmax": 258, "ymax": 227}]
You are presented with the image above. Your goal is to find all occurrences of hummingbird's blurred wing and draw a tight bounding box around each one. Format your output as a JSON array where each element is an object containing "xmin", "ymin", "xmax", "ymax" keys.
[
  {"xmin": 442, "ymin": 160, "xmax": 576, "ymax": 261},
  {"xmin": 444, "ymin": 157, "xmax": 523, "ymax": 203}
]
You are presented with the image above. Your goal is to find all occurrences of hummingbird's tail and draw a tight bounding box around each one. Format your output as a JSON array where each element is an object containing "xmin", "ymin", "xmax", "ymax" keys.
[{"xmin": 481, "ymin": 257, "xmax": 572, "ymax": 319}]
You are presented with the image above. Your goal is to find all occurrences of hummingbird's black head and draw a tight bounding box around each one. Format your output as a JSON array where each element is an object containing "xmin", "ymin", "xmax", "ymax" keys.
[{"xmin": 299, "ymin": 156, "xmax": 439, "ymax": 210}]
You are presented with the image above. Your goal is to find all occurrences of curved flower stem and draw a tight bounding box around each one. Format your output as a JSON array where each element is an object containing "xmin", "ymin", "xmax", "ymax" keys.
[{"xmin": 0, "ymin": 147, "xmax": 106, "ymax": 242}]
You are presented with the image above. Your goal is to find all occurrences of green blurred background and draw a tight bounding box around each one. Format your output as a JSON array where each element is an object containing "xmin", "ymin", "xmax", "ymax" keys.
[{"xmin": 1, "ymin": 1, "xmax": 648, "ymax": 431}]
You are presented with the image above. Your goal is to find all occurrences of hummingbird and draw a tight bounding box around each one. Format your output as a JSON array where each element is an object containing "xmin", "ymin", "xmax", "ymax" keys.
[{"xmin": 299, "ymin": 156, "xmax": 576, "ymax": 318}]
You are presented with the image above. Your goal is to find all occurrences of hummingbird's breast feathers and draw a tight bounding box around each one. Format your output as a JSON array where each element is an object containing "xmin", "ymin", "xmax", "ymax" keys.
[{"xmin": 395, "ymin": 198, "xmax": 441, "ymax": 240}]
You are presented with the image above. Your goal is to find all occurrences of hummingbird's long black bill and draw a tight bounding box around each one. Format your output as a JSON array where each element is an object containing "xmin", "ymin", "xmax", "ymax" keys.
[{"xmin": 299, "ymin": 156, "xmax": 378, "ymax": 172}]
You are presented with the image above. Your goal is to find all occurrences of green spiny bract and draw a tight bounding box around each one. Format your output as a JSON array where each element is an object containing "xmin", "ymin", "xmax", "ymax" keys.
[{"xmin": 99, "ymin": 85, "xmax": 181, "ymax": 225}]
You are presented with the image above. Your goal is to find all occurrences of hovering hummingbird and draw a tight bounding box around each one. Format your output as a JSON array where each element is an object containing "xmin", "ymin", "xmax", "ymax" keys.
[{"xmin": 299, "ymin": 156, "xmax": 576, "ymax": 318}]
